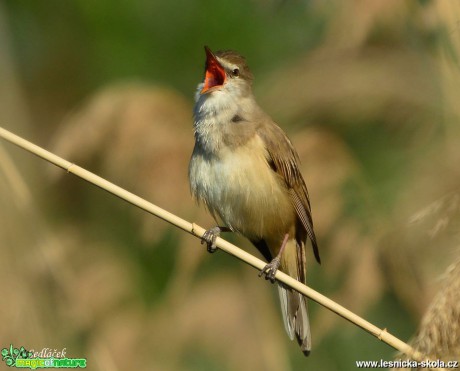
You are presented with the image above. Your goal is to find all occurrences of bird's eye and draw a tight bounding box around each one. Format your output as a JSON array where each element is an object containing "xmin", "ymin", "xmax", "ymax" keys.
[{"xmin": 232, "ymin": 68, "xmax": 240, "ymax": 77}]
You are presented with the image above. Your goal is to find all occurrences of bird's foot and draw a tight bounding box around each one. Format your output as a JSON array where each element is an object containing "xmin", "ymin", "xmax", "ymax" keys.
[
  {"xmin": 201, "ymin": 226, "xmax": 225, "ymax": 253},
  {"xmin": 259, "ymin": 257, "xmax": 281, "ymax": 284}
]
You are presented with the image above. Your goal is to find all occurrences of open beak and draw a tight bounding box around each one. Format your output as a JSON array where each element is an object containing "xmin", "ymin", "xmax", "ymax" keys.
[{"xmin": 201, "ymin": 46, "xmax": 226, "ymax": 94}]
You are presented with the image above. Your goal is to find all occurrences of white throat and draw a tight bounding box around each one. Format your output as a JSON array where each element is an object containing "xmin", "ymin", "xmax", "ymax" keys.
[{"xmin": 193, "ymin": 83, "xmax": 242, "ymax": 152}]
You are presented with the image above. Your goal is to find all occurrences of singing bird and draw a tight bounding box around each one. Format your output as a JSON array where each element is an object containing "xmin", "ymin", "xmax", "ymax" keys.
[{"xmin": 188, "ymin": 46, "xmax": 320, "ymax": 355}]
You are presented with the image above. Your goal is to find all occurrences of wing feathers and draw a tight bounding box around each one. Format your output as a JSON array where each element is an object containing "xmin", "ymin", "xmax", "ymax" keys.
[{"xmin": 257, "ymin": 122, "xmax": 320, "ymax": 263}]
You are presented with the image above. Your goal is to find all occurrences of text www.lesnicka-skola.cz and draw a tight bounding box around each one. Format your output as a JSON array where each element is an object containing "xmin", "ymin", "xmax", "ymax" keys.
[{"xmin": 356, "ymin": 359, "xmax": 459, "ymax": 369}]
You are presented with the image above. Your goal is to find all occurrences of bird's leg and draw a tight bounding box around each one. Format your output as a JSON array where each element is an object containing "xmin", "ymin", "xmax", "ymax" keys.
[
  {"xmin": 259, "ymin": 233, "xmax": 289, "ymax": 283},
  {"xmin": 201, "ymin": 226, "xmax": 231, "ymax": 253}
]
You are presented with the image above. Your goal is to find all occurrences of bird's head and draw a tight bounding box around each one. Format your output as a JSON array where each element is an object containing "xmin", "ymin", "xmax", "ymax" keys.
[{"xmin": 198, "ymin": 46, "xmax": 254, "ymax": 98}]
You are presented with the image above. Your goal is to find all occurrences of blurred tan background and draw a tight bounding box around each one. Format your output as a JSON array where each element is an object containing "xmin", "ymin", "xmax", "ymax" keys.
[{"xmin": 1, "ymin": 1, "xmax": 459, "ymax": 370}]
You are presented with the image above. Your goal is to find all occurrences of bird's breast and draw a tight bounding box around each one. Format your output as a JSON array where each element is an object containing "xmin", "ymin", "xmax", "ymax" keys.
[{"xmin": 189, "ymin": 134, "xmax": 295, "ymax": 240}]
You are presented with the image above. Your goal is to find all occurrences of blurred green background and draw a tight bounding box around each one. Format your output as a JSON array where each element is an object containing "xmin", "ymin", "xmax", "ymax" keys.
[{"xmin": 1, "ymin": 1, "xmax": 460, "ymax": 370}]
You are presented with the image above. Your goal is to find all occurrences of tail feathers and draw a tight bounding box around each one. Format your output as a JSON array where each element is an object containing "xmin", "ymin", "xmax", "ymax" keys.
[{"xmin": 277, "ymin": 284, "xmax": 311, "ymax": 356}]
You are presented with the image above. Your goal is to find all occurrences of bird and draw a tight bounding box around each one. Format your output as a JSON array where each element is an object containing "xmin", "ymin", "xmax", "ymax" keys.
[{"xmin": 188, "ymin": 46, "xmax": 320, "ymax": 356}]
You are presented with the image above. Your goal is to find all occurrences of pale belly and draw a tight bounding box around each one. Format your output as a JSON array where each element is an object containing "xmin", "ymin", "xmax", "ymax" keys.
[{"xmin": 189, "ymin": 137, "xmax": 295, "ymax": 241}]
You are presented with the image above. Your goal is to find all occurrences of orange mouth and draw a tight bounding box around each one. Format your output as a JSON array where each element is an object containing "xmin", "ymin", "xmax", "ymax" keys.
[{"xmin": 201, "ymin": 46, "xmax": 226, "ymax": 94}]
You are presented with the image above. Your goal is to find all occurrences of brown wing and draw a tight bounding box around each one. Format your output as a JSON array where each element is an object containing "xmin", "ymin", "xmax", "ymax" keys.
[{"xmin": 257, "ymin": 121, "xmax": 321, "ymax": 265}]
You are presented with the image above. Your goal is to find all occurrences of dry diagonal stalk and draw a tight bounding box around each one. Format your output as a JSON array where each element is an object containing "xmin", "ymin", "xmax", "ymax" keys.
[{"xmin": 0, "ymin": 126, "xmax": 442, "ymax": 367}]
